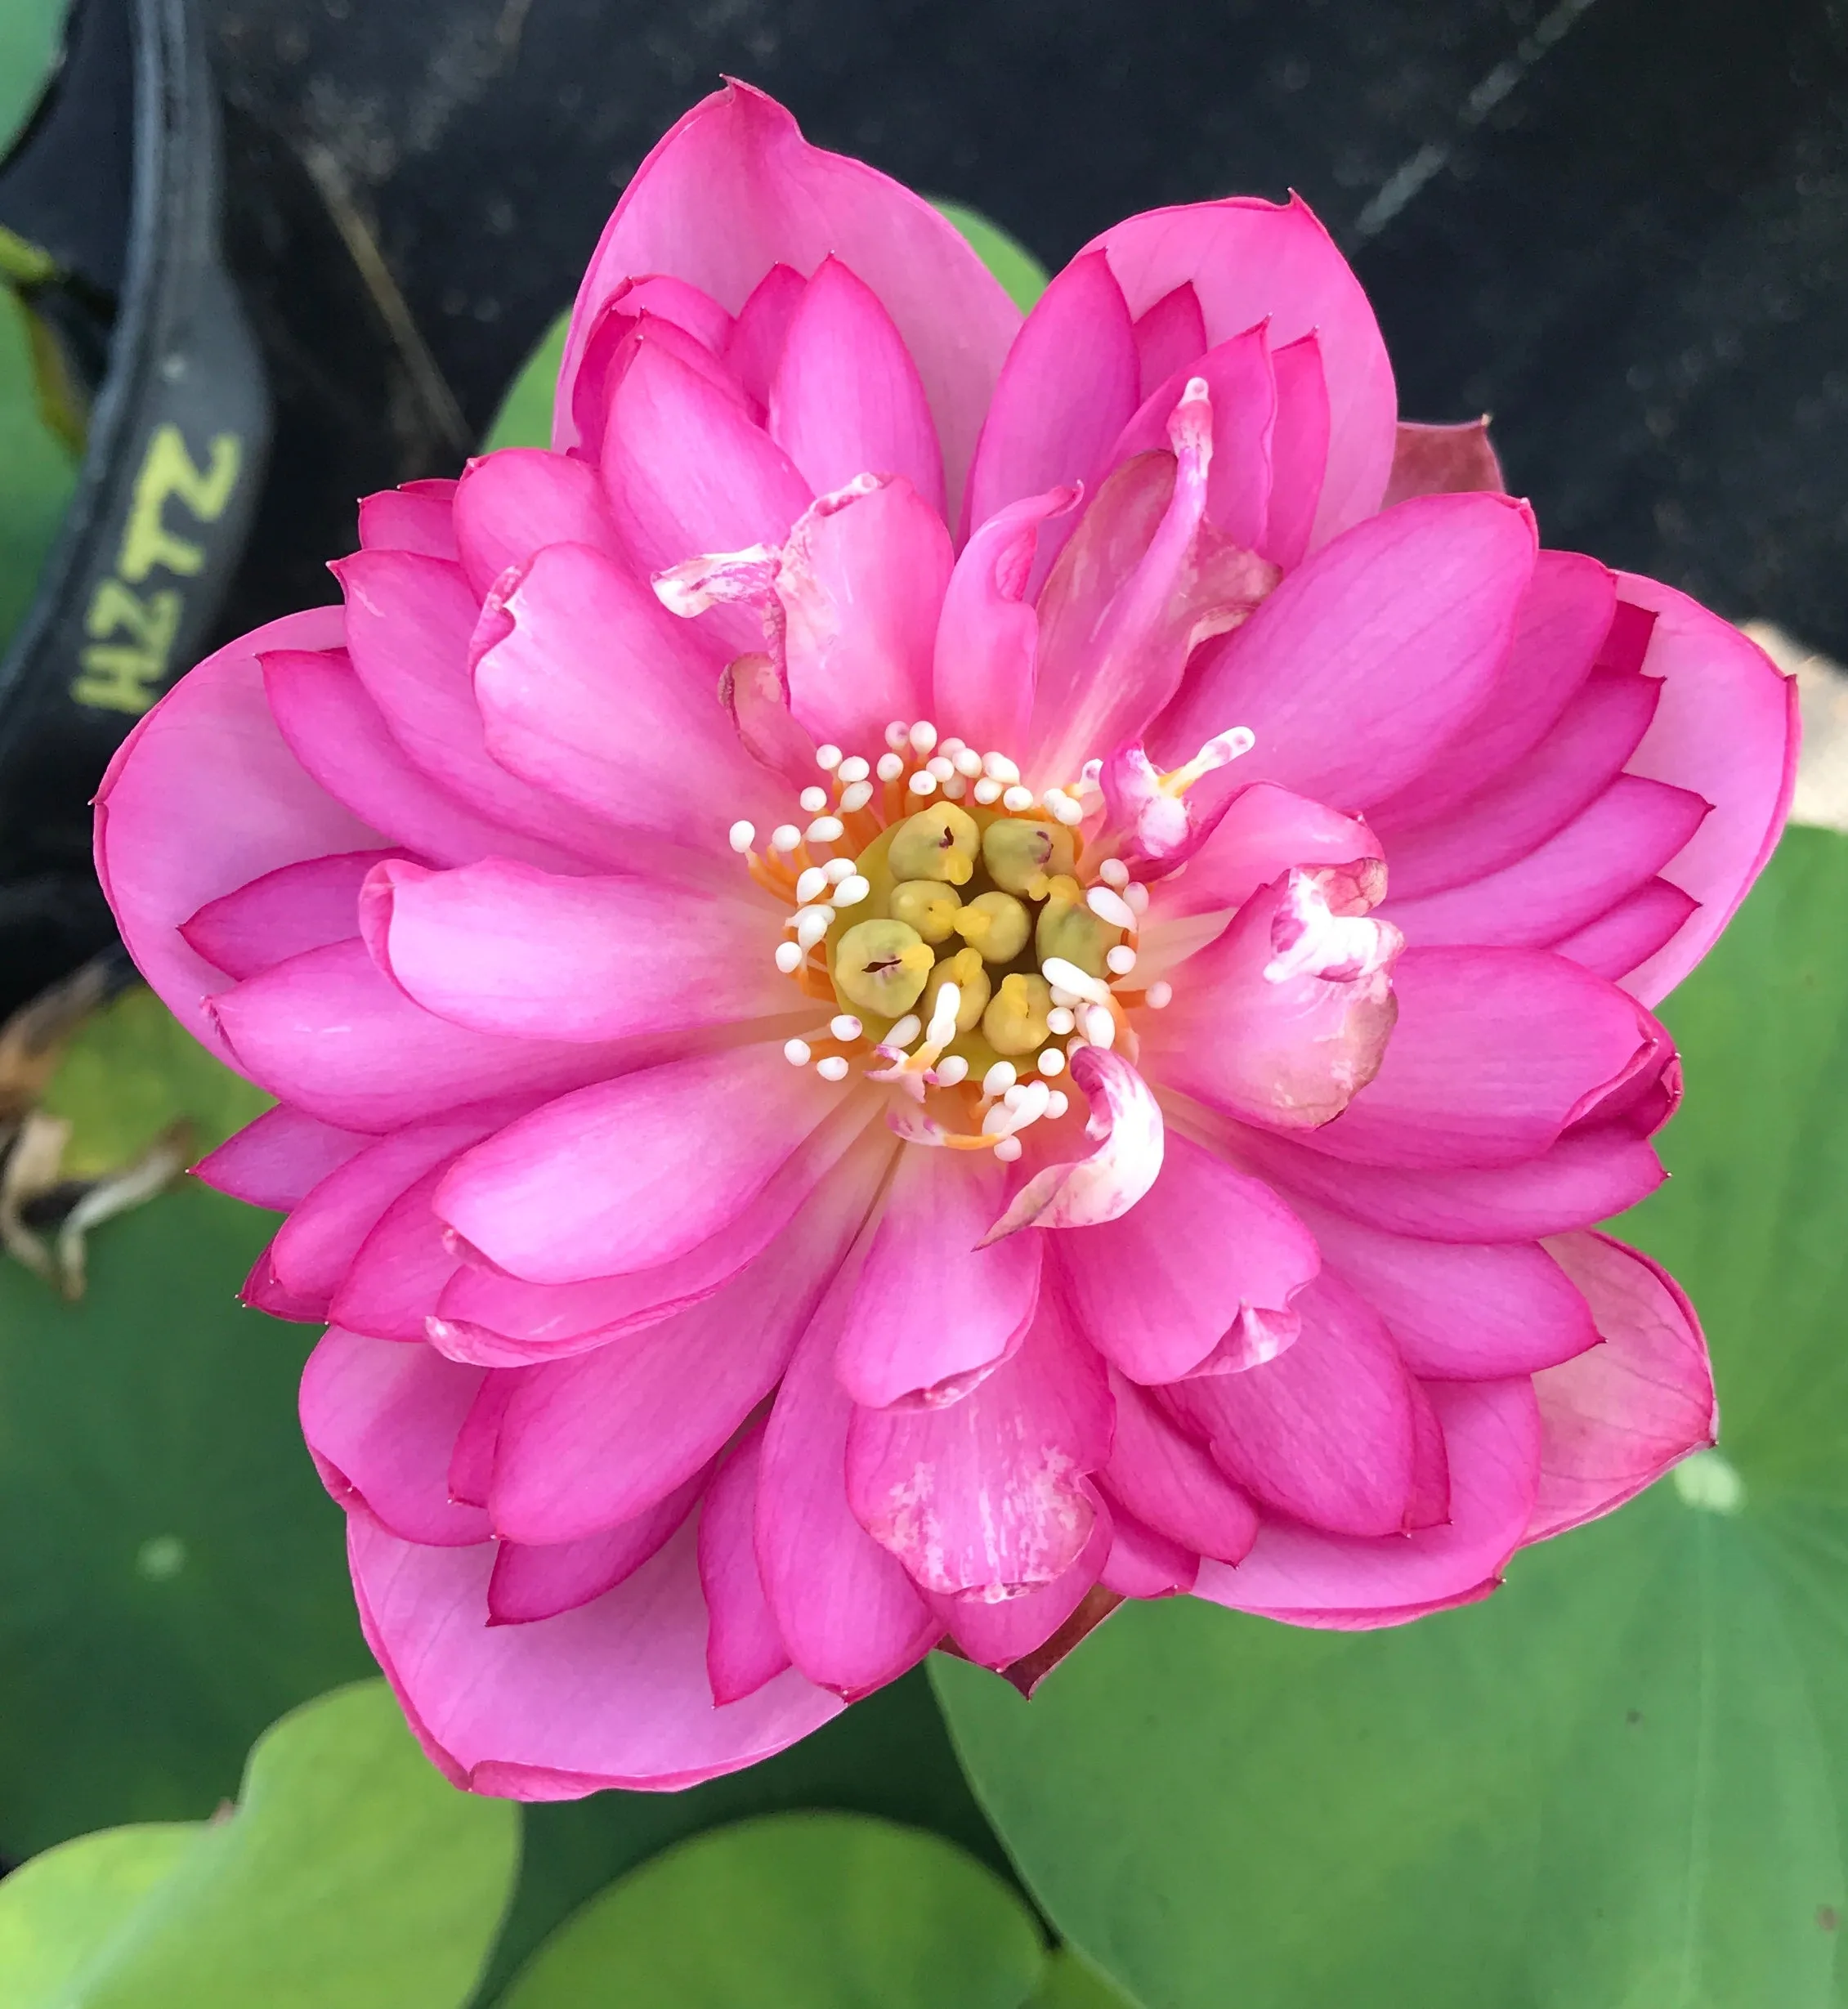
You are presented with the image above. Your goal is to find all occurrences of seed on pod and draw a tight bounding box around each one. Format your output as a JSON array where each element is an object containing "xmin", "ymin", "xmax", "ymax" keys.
[
  {"xmin": 951, "ymin": 889, "xmax": 1031, "ymax": 964},
  {"xmin": 889, "ymin": 879, "xmax": 964, "ymax": 944},
  {"xmin": 833, "ymin": 918, "xmax": 935, "ymax": 1016},
  {"xmin": 922, "ymin": 946, "xmax": 991, "ymax": 1035},
  {"xmin": 887, "ymin": 803, "xmax": 981, "ymax": 884},
  {"xmin": 981, "ymin": 817, "xmax": 1076, "ymax": 896},
  {"xmin": 982, "ymin": 971, "xmax": 1055, "ymax": 1055},
  {"xmin": 1035, "ymin": 873, "xmax": 1121, "ymax": 978}
]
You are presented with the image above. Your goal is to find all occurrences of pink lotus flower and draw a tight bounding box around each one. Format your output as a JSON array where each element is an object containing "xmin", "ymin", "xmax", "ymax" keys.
[{"xmin": 96, "ymin": 84, "xmax": 1794, "ymax": 1796}]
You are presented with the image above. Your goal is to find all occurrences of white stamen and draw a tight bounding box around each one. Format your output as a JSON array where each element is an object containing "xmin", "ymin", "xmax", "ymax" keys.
[
  {"xmin": 806, "ymin": 815, "xmax": 845, "ymax": 843},
  {"xmin": 823, "ymin": 857, "xmax": 854, "ymax": 883},
  {"xmin": 1036, "ymin": 1047, "xmax": 1067, "ymax": 1076},
  {"xmin": 799, "ymin": 785, "xmax": 829, "ymax": 813},
  {"xmin": 1003, "ymin": 1082, "xmax": 1030, "ymax": 1111},
  {"xmin": 771, "ymin": 824, "xmax": 802, "ymax": 852},
  {"xmin": 816, "ymin": 745, "xmax": 843, "ymax": 770},
  {"xmin": 993, "ymin": 1135, "xmax": 1023, "ymax": 1161},
  {"xmin": 1048, "ymin": 985, "xmax": 1078, "ymax": 1009},
  {"xmin": 1002, "ymin": 785, "xmax": 1034, "ymax": 812},
  {"xmin": 952, "ymin": 747, "xmax": 984, "ymax": 777},
  {"xmin": 728, "ymin": 820, "xmax": 757, "ymax": 853},
  {"xmin": 1107, "ymin": 945, "xmax": 1138, "ymax": 976},
  {"xmin": 907, "ymin": 770, "xmax": 939, "ymax": 796},
  {"xmin": 1099, "ymin": 857, "xmax": 1130, "ymax": 889},
  {"xmin": 888, "ymin": 1013, "xmax": 923, "ymax": 1049},
  {"xmin": 982, "ymin": 1061, "xmax": 1018, "ymax": 1098},
  {"xmin": 795, "ymin": 866, "xmax": 830, "ymax": 906},
  {"xmin": 876, "ymin": 752, "xmax": 905, "ymax": 781},
  {"xmin": 1046, "ymin": 1090, "xmax": 1070, "ymax": 1119},
  {"xmin": 832, "ymin": 875, "xmax": 870, "ymax": 907},
  {"xmin": 982, "ymin": 752, "xmax": 1021, "ymax": 784},
  {"xmin": 933, "ymin": 1054, "xmax": 969, "ymax": 1086},
  {"xmin": 1046, "ymin": 1006, "xmax": 1076, "ymax": 1036},
  {"xmin": 926, "ymin": 754, "xmax": 955, "ymax": 781},
  {"xmin": 927, "ymin": 983, "xmax": 961, "ymax": 1043},
  {"xmin": 1086, "ymin": 884, "xmax": 1138, "ymax": 931},
  {"xmin": 1045, "ymin": 788, "xmax": 1085, "ymax": 826},
  {"xmin": 907, "ymin": 720, "xmax": 938, "ymax": 755},
  {"xmin": 1041, "ymin": 955, "xmax": 1112, "ymax": 1006},
  {"xmin": 884, "ymin": 721, "xmax": 911, "ymax": 750},
  {"xmin": 973, "ymin": 778, "xmax": 1003, "ymax": 805},
  {"xmin": 839, "ymin": 781, "xmax": 875, "ymax": 812},
  {"xmin": 816, "ymin": 1055, "xmax": 851, "ymax": 1082},
  {"xmin": 837, "ymin": 755, "xmax": 870, "ymax": 784},
  {"xmin": 1145, "ymin": 980, "xmax": 1174, "ymax": 1009},
  {"xmin": 784, "ymin": 1038, "xmax": 812, "ymax": 1065},
  {"xmin": 1081, "ymin": 1003, "xmax": 1118, "ymax": 1048},
  {"xmin": 1125, "ymin": 881, "xmax": 1151, "ymax": 915},
  {"xmin": 796, "ymin": 908, "xmax": 833, "ymax": 951},
  {"xmin": 830, "ymin": 1013, "xmax": 863, "ymax": 1041},
  {"xmin": 939, "ymin": 736, "xmax": 966, "ymax": 756},
  {"xmin": 775, "ymin": 942, "xmax": 804, "ymax": 973},
  {"xmin": 942, "ymin": 776, "xmax": 968, "ymax": 799},
  {"xmin": 1080, "ymin": 758, "xmax": 1103, "ymax": 786}
]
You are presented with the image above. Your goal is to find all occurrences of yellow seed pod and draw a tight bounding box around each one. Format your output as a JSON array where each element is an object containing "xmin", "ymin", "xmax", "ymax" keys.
[
  {"xmin": 981, "ymin": 817, "xmax": 1076, "ymax": 895},
  {"xmin": 951, "ymin": 889, "xmax": 1031, "ymax": 964},
  {"xmin": 982, "ymin": 972, "xmax": 1054, "ymax": 1056},
  {"xmin": 922, "ymin": 947, "xmax": 991, "ymax": 1036},
  {"xmin": 833, "ymin": 918, "xmax": 934, "ymax": 1016},
  {"xmin": 888, "ymin": 879, "xmax": 964, "ymax": 944},
  {"xmin": 887, "ymin": 803, "xmax": 980, "ymax": 885},
  {"xmin": 1035, "ymin": 874, "xmax": 1121, "ymax": 978}
]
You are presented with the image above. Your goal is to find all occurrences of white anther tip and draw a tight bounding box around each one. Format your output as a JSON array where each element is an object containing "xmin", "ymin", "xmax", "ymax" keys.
[
  {"xmin": 973, "ymin": 778, "xmax": 1003, "ymax": 805},
  {"xmin": 815, "ymin": 744, "xmax": 843, "ymax": 770},
  {"xmin": 839, "ymin": 781, "xmax": 875, "ymax": 812},
  {"xmin": 1086, "ymin": 885, "xmax": 1139, "ymax": 931},
  {"xmin": 1099, "ymin": 857, "xmax": 1130, "ymax": 889},
  {"xmin": 888, "ymin": 1013, "xmax": 923, "ymax": 1049},
  {"xmin": 1042, "ymin": 956, "xmax": 1112, "ymax": 1006},
  {"xmin": 832, "ymin": 875, "xmax": 870, "ymax": 907},
  {"xmin": 953, "ymin": 747, "xmax": 985, "ymax": 776},
  {"xmin": 783, "ymin": 1038, "xmax": 812, "ymax": 1066},
  {"xmin": 771, "ymin": 824, "xmax": 802, "ymax": 852},
  {"xmin": 727, "ymin": 820, "xmax": 756, "ymax": 852},
  {"xmin": 1046, "ymin": 1006, "xmax": 1076, "ymax": 1036},
  {"xmin": 1107, "ymin": 945, "xmax": 1139, "ymax": 976},
  {"xmin": 1081, "ymin": 1004, "xmax": 1118, "ymax": 1048},
  {"xmin": 933, "ymin": 1054, "xmax": 969, "ymax": 1086},
  {"xmin": 926, "ymin": 754, "xmax": 955, "ymax": 781},
  {"xmin": 982, "ymin": 1061, "xmax": 1017, "ymax": 1098},
  {"xmin": 1049, "ymin": 794, "xmax": 1086, "ymax": 826},
  {"xmin": 837, "ymin": 754, "xmax": 870, "ymax": 784},
  {"xmin": 1036, "ymin": 1047, "xmax": 1067, "ymax": 1076},
  {"xmin": 884, "ymin": 721, "xmax": 911, "ymax": 751},
  {"xmin": 1001, "ymin": 785, "xmax": 1034, "ymax": 812},
  {"xmin": 876, "ymin": 752, "xmax": 905, "ymax": 781},
  {"xmin": 823, "ymin": 856, "xmax": 854, "ymax": 882},
  {"xmin": 794, "ymin": 866, "xmax": 830, "ymax": 906},
  {"xmin": 907, "ymin": 720, "xmax": 938, "ymax": 754},
  {"xmin": 829, "ymin": 1013, "xmax": 863, "ymax": 1041},
  {"xmin": 992, "ymin": 1135, "xmax": 1023, "ymax": 1161},
  {"xmin": 774, "ymin": 942, "xmax": 803, "ymax": 973},
  {"xmin": 1125, "ymin": 881, "xmax": 1151, "ymax": 915},
  {"xmin": 1146, "ymin": 980, "xmax": 1174, "ymax": 1009},
  {"xmin": 806, "ymin": 816, "xmax": 845, "ymax": 843},
  {"xmin": 1046, "ymin": 1090, "xmax": 1070, "ymax": 1119},
  {"xmin": 799, "ymin": 785, "xmax": 829, "ymax": 813},
  {"xmin": 907, "ymin": 770, "xmax": 939, "ymax": 796},
  {"xmin": 982, "ymin": 752, "xmax": 1021, "ymax": 784},
  {"xmin": 816, "ymin": 1055, "xmax": 851, "ymax": 1082}
]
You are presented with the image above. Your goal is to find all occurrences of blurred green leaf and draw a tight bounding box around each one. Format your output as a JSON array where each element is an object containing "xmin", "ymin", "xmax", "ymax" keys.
[
  {"xmin": 0, "ymin": 284, "xmax": 78, "ymax": 655},
  {"xmin": 0, "ymin": 1681, "xmax": 518, "ymax": 2009},
  {"xmin": 501, "ymin": 1812, "xmax": 1044, "ymax": 2009},
  {"xmin": 0, "ymin": 0, "xmax": 63, "ymax": 156},
  {"xmin": 937, "ymin": 826, "xmax": 1848, "ymax": 2008},
  {"xmin": 482, "ymin": 311, "xmax": 566, "ymax": 452},
  {"xmin": 1027, "ymin": 1951, "xmax": 1143, "ymax": 2008},
  {"xmin": 933, "ymin": 199, "xmax": 1050, "ymax": 311},
  {"xmin": 483, "ymin": 1663, "xmax": 1018, "ymax": 2000},
  {"xmin": 0, "ymin": 1166, "xmax": 371, "ymax": 1857}
]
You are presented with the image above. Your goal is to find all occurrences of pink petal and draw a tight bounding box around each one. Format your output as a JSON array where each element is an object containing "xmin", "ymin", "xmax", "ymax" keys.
[
  {"xmin": 194, "ymin": 1105, "xmax": 372, "ymax": 1212},
  {"xmin": 602, "ymin": 339, "xmax": 812, "ymax": 608},
  {"xmin": 983, "ymin": 1048, "xmax": 1165, "ymax": 1242},
  {"xmin": 474, "ymin": 540, "xmax": 786, "ymax": 859},
  {"xmin": 1552, "ymin": 879, "xmax": 1699, "ymax": 982},
  {"xmin": 845, "ymin": 1296, "xmax": 1113, "ymax": 1599},
  {"xmin": 448, "ymin": 1374, "xmax": 517, "ymax": 1508},
  {"xmin": 964, "ymin": 249, "xmax": 1140, "ymax": 547},
  {"xmin": 1088, "ymin": 195, "xmax": 1394, "ymax": 548},
  {"xmin": 1156, "ymin": 491, "xmax": 1537, "ymax": 811},
  {"xmin": 181, "ymin": 849, "xmax": 388, "ymax": 980},
  {"xmin": 1054, "ymin": 1129, "xmax": 1318, "ymax": 1384},
  {"xmin": 557, "ymin": 84, "xmax": 1017, "ymax": 527},
  {"xmin": 1194, "ymin": 1376, "xmax": 1541, "ymax": 1626},
  {"xmin": 435, "ymin": 1043, "xmax": 848, "ymax": 1286},
  {"xmin": 1367, "ymin": 551, "xmax": 1618, "ymax": 831},
  {"xmin": 1100, "ymin": 1510, "xmax": 1198, "ymax": 1597},
  {"xmin": 487, "ymin": 1143, "xmax": 877, "ymax": 1543},
  {"xmin": 490, "ymin": 1468, "xmax": 706, "ymax": 1626},
  {"xmin": 358, "ymin": 481, "xmax": 461, "ymax": 562},
  {"xmin": 360, "ymin": 857, "xmax": 784, "ymax": 1044},
  {"xmin": 1132, "ymin": 282, "xmax": 1206, "ymax": 396},
  {"xmin": 1385, "ymin": 777, "xmax": 1711, "ymax": 952},
  {"xmin": 335, "ymin": 549, "xmax": 627, "ymax": 866},
  {"xmin": 301, "ymin": 1329, "xmax": 490, "ymax": 1545},
  {"xmin": 1102, "ymin": 1368, "xmax": 1259, "ymax": 1562},
  {"xmin": 1609, "ymin": 574, "xmax": 1797, "ymax": 1003},
  {"xmin": 697, "ymin": 1425, "xmax": 793, "ymax": 1704},
  {"xmin": 724, "ymin": 263, "xmax": 807, "ymax": 409},
  {"xmin": 428, "ymin": 1094, "xmax": 882, "ymax": 1365},
  {"xmin": 1258, "ymin": 334, "xmax": 1332, "ymax": 572},
  {"xmin": 756, "ymin": 1261, "xmax": 942, "ymax": 1695},
  {"xmin": 931, "ymin": 486, "xmax": 1074, "ymax": 754},
  {"xmin": 1295, "ymin": 1199, "xmax": 1600, "ymax": 1378},
  {"xmin": 930, "ymin": 1506, "xmax": 1113, "ymax": 1670},
  {"xmin": 1526, "ymin": 1231, "xmax": 1716, "ymax": 1539},
  {"xmin": 1378, "ymin": 668, "xmax": 1662, "ymax": 901},
  {"xmin": 451, "ymin": 449, "xmax": 622, "ymax": 597},
  {"xmin": 213, "ymin": 939, "xmax": 629, "ymax": 1134},
  {"xmin": 1151, "ymin": 781, "xmax": 1382, "ymax": 924},
  {"xmin": 768, "ymin": 257, "xmax": 946, "ymax": 518},
  {"xmin": 838, "ymin": 1147, "xmax": 1042, "ymax": 1408},
  {"xmin": 1166, "ymin": 1270, "xmax": 1417, "ymax": 1537},
  {"xmin": 1141, "ymin": 867, "xmax": 1402, "ymax": 1134},
  {"xmin": 328, "ymin": 1165, "xmax": 462, "ymax": 1342},
  {"xmin": 572, "ymin": 306, "xmax": 753, "ymax": 468},
  {"xmin": 1381, "ymin": 418, "xmax": 1505, "ymax": 506},
  {"xmin": 348, "ymin": 1515, "xmax": 841, "ymax": 1795},
  {"xmin": 262, "ymin": 647, "xmax": 568, "ymax": 872},
  {"xmin": 776, "ymin": 478, "xmax": 952, "ymax": 753},
  {"xmin": 1303, "ymin": 946, "xmax": 1667, "ymax": 1170},
  {"xmin": 92, "ymin": 606, "xmax": 383, "ymax": 1065}
]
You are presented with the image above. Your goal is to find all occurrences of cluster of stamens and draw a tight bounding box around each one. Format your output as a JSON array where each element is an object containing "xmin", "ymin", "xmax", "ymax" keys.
[{"xmin": 729, "ymin": 722, "xmax": 1177, "ymax": 1160}]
